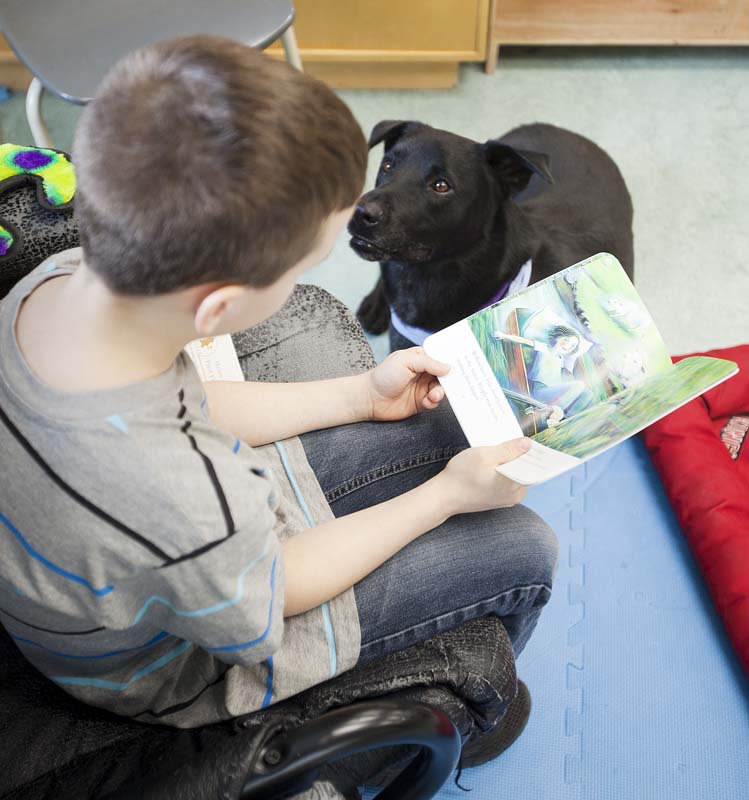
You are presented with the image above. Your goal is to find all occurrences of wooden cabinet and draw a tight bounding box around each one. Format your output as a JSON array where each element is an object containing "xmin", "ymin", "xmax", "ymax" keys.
[
  {"xmin": 267, "ymin": 0, "xmax": 492, "ymax": 87},
  {"xmin": 488, "ymin": 0, "xmax": 749, "ymax": 70},
  {"xmin": 0, "ymin": 33, "xmax": 31, "ymax": 91}
]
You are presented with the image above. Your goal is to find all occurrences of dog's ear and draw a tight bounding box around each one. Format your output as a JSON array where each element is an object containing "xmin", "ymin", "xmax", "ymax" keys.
[
  {"xmin": 482, "ymin": 140, "xmax": 554, "ymax": 195},
  {"xmin": 368, "ymin": 120, "xmax": 422, "ymax": 151}
]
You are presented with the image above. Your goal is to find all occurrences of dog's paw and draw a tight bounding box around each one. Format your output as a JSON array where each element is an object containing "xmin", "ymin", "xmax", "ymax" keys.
[{"xmin": 357, "ymin": 285, "xmax": 390, "ymax": 334}]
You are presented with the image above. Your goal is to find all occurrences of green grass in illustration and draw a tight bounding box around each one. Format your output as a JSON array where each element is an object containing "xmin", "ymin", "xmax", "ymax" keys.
[
  {"xmin": 532, "ymin": 356, "xmax": 738, "ymax": 459},
  {"xmin": 468, "ymin": 312, "xmax": 510, "ymax": 387},
  {"xmin": 554, "ymin": 255, "xmax": 672, "ymax": 379},
  {"xmin": 463, "ymin": 257, "xmax": 736, "ymax": 455}
]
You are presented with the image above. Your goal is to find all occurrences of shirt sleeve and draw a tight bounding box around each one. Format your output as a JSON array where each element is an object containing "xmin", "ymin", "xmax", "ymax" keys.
[{"xmin": 101, "ymin": 526, "xmax": 285, "ymax": 668}]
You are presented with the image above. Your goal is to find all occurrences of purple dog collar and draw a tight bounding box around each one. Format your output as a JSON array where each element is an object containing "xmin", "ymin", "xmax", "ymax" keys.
[
  {"xmin": 389, "ymin": 258, "xmax": 532, "ymax": 347},
  {"xmin": 478, "ymin": 280, "xmax": 512, "ymax": 311}
]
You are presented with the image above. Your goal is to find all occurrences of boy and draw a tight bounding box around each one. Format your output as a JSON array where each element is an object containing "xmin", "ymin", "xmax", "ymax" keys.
[{"xmin": 0, "ymin": 36, "xmax": 557, "ymax": 742}]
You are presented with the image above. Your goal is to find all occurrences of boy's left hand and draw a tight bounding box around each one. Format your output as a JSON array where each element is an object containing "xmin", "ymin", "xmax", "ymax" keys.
[{"xmin": 363, "ymin": 347, "xmax": 451, "ymax": 421}]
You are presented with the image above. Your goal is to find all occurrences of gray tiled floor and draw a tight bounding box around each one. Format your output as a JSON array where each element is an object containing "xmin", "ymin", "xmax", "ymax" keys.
[{"xmin": 2, "ymin": 47, "xmax": 747, "ymax": 355}]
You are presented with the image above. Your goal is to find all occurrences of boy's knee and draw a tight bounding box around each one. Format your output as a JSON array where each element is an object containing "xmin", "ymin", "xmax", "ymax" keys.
[{"xmin": 513, "ymin": 504, "xmax": 559, "ymax": 587}]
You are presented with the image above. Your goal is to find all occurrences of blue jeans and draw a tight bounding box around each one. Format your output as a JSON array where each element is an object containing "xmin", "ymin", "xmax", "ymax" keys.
[{"xmin": 300, "ymin": 402, "xmax": 559, "ymax": 666}]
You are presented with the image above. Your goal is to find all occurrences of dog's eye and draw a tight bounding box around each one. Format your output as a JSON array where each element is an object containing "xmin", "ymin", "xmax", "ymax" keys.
[
  {"xmin": 381, "ymin": 160, "xmax": 394, "ymax": 173},
  {"xmin": 431, "ymin": 179, "xmax": 451, "ymax": 193}
]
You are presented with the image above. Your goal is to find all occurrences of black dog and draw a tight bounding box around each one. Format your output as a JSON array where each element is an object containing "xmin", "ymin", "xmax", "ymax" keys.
[{"xmin": 349, "ymin": 121, "xmax": 634, "ymax": 351}]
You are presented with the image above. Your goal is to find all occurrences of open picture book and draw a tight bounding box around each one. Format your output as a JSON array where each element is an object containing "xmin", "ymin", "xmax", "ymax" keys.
[{"xmin": 424, "ymin": 253, "xmax": 739, "ymax": 485}]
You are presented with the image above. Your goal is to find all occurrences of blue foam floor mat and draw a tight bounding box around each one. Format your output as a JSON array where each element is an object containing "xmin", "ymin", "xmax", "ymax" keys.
[{"xmin": 366, "ymin": 437, "xmax": 749, "ymax": 800}]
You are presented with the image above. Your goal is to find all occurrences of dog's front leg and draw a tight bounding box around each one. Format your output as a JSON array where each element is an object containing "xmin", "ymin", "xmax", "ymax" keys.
[{"xmin": 357, "ymin": 277, "xmax": 390, "ymax": 334}]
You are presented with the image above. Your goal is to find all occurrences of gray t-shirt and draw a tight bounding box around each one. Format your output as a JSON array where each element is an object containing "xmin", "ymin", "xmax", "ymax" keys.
[{"xmin": 0, "ymin": 250, "xmax": 360, "ymax": 728}]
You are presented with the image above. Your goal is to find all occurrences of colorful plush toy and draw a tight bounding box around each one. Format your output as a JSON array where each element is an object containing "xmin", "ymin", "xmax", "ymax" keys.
[
  {"xmin": 641, "ymin": 345, "xmax": 749, "ymax": 676},
  {"xmin": 0, "ymin": 143, "xmax": 78, "ymax": 297}
]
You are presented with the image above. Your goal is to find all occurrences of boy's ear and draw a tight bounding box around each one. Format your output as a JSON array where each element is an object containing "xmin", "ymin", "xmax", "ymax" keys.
[
  {"xmin": 368, "ymin": 120, "xmax": 423, "ymax": 150},
  {"xmin": 482, "ymin": 140, "xmax": 554, "ymax": 196},
  {"xmin": 193, "ymin": 285, "xmax": 246, "ymax": 337}
]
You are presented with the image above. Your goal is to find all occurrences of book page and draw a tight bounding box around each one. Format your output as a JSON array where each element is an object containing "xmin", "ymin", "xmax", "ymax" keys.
[
  {"xmin": 184, "ymin": 335, "xmax": 244, "ymax": 382},
  {"xmin": 464, "ymin": 253, "xmax": 672, "ymax": 438},
  {"xmin": 494, "ymin": 440, "xmax": 581, "ymax": 485},
  {"xmin": 425, "ymin": 252, "xmax": 739, "ymax": 485},
  {"xmin": 425, "ymin": 320, "xmax": 523, "ymax": 446}
]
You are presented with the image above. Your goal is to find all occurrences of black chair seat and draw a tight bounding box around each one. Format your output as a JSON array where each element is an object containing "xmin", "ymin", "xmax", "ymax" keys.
[{"xmin": 0, "ymin": 616, "xmax": 516, "ymax": 799}]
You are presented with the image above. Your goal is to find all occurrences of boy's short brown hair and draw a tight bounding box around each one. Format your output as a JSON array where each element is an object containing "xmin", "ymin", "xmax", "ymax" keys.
[{"xmin": 73, "ymin": 35, "xmax": 367, "ymax": 294}]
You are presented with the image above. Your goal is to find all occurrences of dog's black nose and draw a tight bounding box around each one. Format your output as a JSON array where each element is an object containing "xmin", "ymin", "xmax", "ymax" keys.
[{"xmin": 356, "ymin": 200, "xmax": 384, "ymax": 227}]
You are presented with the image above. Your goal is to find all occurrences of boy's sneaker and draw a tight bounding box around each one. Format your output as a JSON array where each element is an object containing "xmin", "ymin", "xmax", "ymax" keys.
[{"xmin": 460, "ymin": 680, "xmax": 532, "ymax": 768}]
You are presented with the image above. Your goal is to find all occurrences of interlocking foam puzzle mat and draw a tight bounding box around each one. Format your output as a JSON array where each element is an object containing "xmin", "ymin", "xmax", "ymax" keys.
[{"xmin": 367, "ymin": 437, "xmax": 749, "ymax": 800}]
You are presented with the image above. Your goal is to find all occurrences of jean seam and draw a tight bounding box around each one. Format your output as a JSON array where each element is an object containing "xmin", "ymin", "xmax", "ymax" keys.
[
  {"xmin": 359, "ymin": 582, "xmax": 552, "ymax": 656},
  {"xmin": 324, "ymin": 446, "xmax": 462, "ymax": 504}
]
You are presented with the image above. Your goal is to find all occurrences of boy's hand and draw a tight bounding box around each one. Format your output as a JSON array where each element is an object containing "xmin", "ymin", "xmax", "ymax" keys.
[
  {"xmin": 364, "ymin": 347, "xmax": 451, "ymax": 421},
  {"xmin": 435, "ymin": 439, "xmax": 532, "ymax": 516}
]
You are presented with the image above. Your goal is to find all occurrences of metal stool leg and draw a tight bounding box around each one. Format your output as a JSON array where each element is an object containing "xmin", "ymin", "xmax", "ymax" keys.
[
  {"xmin": 26, "ymin": 77, "xmax": 53, "ymax": 148},
  {"xmin": 280, "ymin": 24, "xmax": 303, "ymax": 71}
]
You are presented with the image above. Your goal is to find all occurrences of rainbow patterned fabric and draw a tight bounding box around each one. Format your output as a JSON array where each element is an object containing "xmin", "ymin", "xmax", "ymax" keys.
[{"xmin": 0, "ymin": 143, "xmax": 76, "ymax": 257}]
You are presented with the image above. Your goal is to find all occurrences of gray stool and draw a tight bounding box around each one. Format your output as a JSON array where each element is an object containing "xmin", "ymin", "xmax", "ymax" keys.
[{"xmin": 0, "ymin": 0, "xmax": 302, "ymax": 148}]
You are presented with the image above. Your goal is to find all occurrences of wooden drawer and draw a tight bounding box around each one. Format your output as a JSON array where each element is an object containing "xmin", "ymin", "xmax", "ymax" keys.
[{"xmin": 493, "ymin": 0, "xmax": 749, "ymax": 45}]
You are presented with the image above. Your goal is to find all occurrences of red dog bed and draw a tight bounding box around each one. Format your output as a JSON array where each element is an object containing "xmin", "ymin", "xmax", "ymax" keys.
[{"xmin": 641, "ymin": 345, "xmax": 749, "ymax": 676}]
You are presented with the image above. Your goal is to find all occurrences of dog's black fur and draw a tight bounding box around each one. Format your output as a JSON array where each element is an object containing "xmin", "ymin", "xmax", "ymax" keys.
[{"xmin": 349, "ymin": 121, "xmax": 634, "ymax": 351}]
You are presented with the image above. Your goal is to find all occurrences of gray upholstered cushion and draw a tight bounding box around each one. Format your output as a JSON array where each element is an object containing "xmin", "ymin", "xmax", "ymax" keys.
[{"xmin": 233, "ymin": 283, "xmax": 376, "ymax": 383}]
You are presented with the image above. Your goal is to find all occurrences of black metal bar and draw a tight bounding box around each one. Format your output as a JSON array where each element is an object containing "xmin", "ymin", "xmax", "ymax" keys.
[{"xmin": 240, "ymin": 701, "xmax": 461, "ymax": 800}]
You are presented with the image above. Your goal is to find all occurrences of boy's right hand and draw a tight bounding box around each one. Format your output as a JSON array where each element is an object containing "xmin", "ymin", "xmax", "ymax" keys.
[
  {"xmin": 282, "ymin": 437, "xmax": 533, "ymax": 616},
  {"xmin": 436, "ymin": 439, "xmax": 532, "ymax": 516}
]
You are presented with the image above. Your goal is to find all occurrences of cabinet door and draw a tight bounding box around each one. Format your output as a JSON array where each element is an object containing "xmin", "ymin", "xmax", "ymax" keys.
[{"xmin": 276, "ymin": 0, "xmax": 490, "ymax": 59}]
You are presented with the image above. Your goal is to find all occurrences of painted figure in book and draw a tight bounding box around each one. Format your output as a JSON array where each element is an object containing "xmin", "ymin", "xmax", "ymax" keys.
[
  {"xmin": 467, "ymin": 254, "xmax": 673, "ymax": 436},
  {"xmin": 491, "ymin": 322, "xmax": 596, "ymax": 424}
]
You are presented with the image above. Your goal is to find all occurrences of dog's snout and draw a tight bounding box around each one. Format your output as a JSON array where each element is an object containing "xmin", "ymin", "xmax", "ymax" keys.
[{"xmin": 356, "ymin": 200, "xmax": 384, "ymax": 227}]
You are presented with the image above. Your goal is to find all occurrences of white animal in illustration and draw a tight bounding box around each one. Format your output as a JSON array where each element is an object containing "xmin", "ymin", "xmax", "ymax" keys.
[
  {"xmin": 602, "ymin": 295, "xmax": 650, "ymax": 335},
  {"xmin": 614, "ymin": 348, "xmax": 647, "ymax": 389}
]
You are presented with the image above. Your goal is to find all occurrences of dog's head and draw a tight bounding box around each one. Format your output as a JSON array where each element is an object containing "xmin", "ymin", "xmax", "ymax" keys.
[{"xmin": 348, "ymin": 120, "xmax": 553, "ymax": 263}]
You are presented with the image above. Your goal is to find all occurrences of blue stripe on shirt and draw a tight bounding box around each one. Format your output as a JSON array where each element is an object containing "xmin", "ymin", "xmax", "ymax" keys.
[
  {"xmin": 129, "ymin": 538, "xmax": 272, "ymax": 626},
  {"xmin": 0, "ymin": 574, "xmax": 24, "ymax": 597},
  {"xmin": 0, "ymin": 512, "xmax": 114, "ymax": 597},
  {"xmin": 261, "ymin": 657, "xmax": 274, "ymax": 708},
  {"xmin": 51, "ymin": 640, "xmax": 193, "ymax": 691},
  {"xmin": 13, "ymin": 630, "xmax": 169, "ymax": 660},
  {"xmin": 273, "ymin": 441, "xmax": 338, "ymax": 678},
  {"xmin": 105, "ymin": 414, "xmax": 128, "ymax": 434},
  {"xmin": 205, "ymin": 556, "xmax": 277, "ymax": 652},
  {"xmin": 274, "ymin": 441, "xmax": 315, "ymax": 524}
]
